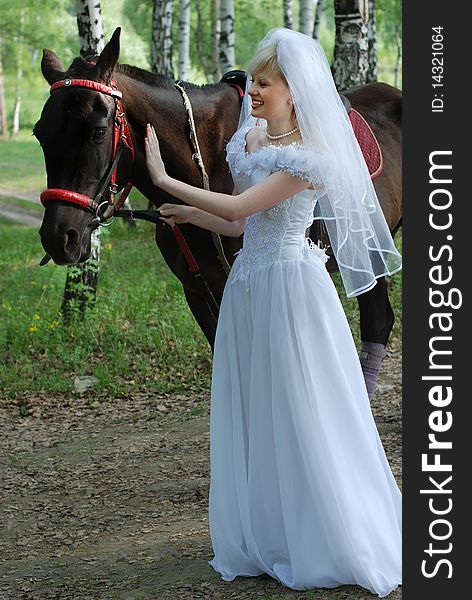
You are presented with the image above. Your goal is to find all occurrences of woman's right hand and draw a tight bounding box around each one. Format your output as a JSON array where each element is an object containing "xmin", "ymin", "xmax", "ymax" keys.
[
  {"xmin": 159, "ymin": 202, "xmax": 194, "ymax": 227},
  {"xmin": 145, "ymin": 124, "xmax": 167, "ymax": 186}
]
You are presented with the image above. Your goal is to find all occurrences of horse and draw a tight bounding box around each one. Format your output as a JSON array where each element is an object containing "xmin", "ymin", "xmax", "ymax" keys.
[{"xmin": 36, "ymin": 28, "xmax": 402, "ymax": 397}]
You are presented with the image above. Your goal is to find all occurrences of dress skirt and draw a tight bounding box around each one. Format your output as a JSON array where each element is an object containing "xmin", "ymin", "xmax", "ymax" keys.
[{"xmin": 207, "ymin": 250, "xmax": 402, "ymax": 598}]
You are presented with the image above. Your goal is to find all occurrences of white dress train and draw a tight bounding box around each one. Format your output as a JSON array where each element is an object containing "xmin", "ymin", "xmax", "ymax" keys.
[{"xmin": 207, "ymin": 127, "xmax": 402, "ymax": 598}]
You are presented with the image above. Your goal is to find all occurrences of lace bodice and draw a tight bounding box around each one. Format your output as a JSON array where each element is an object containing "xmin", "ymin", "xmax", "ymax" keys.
[{"xmin": 226, "ymin": 126, "xmax": 329, "ymax": 289}]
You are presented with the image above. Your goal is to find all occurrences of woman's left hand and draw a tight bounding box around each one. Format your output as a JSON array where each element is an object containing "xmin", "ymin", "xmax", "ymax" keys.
[
  {"xmin": 145, "ymin": 123, "xmax": 167, "ymax": 185},
  {"xmin": 158, "ymin": 202, "xmax": 194, "ymax": 227}
]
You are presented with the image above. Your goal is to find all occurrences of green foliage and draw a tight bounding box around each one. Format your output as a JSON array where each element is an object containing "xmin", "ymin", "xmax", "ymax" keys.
[
  {"xmin": 0, "ymin": 138, "xmax": 46, "ymax": 192},
  {"xmin": 377, "ymin": 0, "xmax": 402, "ymax": 87},
  {"xmin": 0, "ymin": 0, "xmax": 402, "ymax": 132}
]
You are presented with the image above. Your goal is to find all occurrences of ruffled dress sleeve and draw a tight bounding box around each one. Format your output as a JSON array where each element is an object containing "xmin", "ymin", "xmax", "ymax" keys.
[
  {"xmin": 271, "ymin": 145, "xmax": 324, "ymax": 185},
  {"xmin": 225, "ymin": 126, "xmax": 329, "ymax": 191}
]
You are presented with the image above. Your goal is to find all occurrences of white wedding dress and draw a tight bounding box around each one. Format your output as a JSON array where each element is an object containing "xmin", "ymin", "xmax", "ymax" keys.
[{"xmin": 207, "ymin": 126, "xmax": 402, "ymax": 598}]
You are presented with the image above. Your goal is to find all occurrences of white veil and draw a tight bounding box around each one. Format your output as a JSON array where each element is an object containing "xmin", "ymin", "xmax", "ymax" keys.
[{"xmin": 238, "ymin": 28, "xmax": 402, "ymax": 298}]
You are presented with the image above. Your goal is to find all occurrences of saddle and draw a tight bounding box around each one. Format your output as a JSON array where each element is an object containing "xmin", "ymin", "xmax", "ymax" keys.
[{"xmin": 221, "ymin": 71, "xmax": 383, "ymax": 180}]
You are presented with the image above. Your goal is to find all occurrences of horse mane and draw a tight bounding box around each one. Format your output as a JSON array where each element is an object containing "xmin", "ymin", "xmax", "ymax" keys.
[{"xmin": 117, "ymin": 63, "xmax": 223, "ymax": 93}]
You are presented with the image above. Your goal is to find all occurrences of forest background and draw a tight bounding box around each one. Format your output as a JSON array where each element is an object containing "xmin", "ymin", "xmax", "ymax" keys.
[{"xmin": 0, "ymin": 0, "xmax": 402, "ymax": 137}]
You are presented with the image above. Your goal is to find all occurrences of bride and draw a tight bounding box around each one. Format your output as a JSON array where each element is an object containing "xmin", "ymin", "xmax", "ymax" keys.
[{"xmin": 145, "ymin": 28, "xmax": 402, "ymax": 598}]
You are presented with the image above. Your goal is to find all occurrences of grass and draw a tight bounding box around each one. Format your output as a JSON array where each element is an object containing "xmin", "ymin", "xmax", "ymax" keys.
[
  {"xmin": 0, "ymin": 137, "xmax": 46, "ymax": 194},
  {"xmin": 0, "ymin": 137, "xmax": 402, "ymax": 401},
  {"xmin": 0, "ymin": 217, "xmax": 213, "ymax": 399}
]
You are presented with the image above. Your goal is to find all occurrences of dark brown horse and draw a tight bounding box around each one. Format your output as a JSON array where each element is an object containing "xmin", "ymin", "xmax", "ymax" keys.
[{"xmin": 36, "ymin": 29, "xmax": 402, "ymax": 394}]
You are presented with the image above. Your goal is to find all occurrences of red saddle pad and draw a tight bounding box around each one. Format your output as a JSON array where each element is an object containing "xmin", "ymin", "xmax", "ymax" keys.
[{"xmin": 348, "ymin": 108, "xmax": 383, "ymax": 180}]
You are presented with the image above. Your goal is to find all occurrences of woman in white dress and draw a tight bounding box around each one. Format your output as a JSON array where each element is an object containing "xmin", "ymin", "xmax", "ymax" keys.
[{"xmin": 145, "ymin": 28, "xmax": 402, "ymax": 598}]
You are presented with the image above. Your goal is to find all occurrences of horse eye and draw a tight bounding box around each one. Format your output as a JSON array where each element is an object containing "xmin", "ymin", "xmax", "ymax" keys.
[{"xmin": 93, "ymin": 127, "xmax": 107, "ymax": 141}]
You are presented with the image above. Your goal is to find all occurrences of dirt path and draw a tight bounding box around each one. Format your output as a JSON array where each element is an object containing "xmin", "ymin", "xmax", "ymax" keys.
[
  {"xmin": 0, "ymin": 189, "xmax": 38, "ymax": 203},
  {"xmin": 0, "ymin": 351, "xmax": 402, "ymax": 600},
  {"xmin": 0, "ymin": 190, "xmax": 42, "ymax": 227}
]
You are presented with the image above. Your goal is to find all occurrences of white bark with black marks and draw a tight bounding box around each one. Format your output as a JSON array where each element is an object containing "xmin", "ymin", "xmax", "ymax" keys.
[
  {"xmin": 299, "ymin": 0, "xmax": 314, "ymax": 36},
  {"xmin": 313, "ymin": 0, "xmax": 324, "ymax": 40},
  {"xmin": 283, "ymin": 0, "xmax": 294, "ymax": 30},
  {"xmin": 332, "ymin": 0, "xmax": 369, "ymax": 90},
  {"xmin": 64, "ymin": 0, "xmax": 106, "ymax": 317},
  {"xmin": 366, "ymin": 0, "xmax": 377, "ymax": 83},
  {"xmin": 152, "ymin": 0, "xmax": 174, "ymax": 78},
  {"xmin": 220, "ymin": 0, "xmax": 235, "ymax": 73},
  {"xmin": 178, "ymin": 0, "xmax": 191, "ymax": 81},
  {"xmin": 76, "ymin": 0, "xmax": 105, "ymax": 57}
]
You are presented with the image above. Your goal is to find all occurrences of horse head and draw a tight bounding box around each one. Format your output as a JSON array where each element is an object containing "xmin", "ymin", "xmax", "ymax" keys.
[{"xmin": 36, "ymin": 27, "xmax": 132, "ymax": 264}]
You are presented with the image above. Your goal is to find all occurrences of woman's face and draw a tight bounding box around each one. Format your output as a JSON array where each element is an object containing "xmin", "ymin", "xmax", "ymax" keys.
[{"xmin": 248, "ymin": 71, "xmax": 293, "ymax": 123}]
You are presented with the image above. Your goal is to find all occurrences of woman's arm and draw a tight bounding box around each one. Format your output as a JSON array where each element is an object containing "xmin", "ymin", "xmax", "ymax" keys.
[
  {"xmin": 145, "ymin": 124, "xmax": 310, "ymax": 222},
  {"xmin": 159, "ymin": 203, "xmax": 246, "ymax": 237}
]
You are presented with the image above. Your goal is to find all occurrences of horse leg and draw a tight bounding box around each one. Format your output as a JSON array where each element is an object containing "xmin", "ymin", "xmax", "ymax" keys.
[
  {"xmin": 356, "ymin": 276, "xmax": 395, "ymax": 400},
  {"xmin": 182, "ymin": 285, "xmax": 218, "ymax": 352}
]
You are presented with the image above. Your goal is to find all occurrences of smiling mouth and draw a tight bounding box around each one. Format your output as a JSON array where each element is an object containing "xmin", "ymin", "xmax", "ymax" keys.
[{"xmin": 251, "ymin": 100, "xmax": 264, "ymax": 108}]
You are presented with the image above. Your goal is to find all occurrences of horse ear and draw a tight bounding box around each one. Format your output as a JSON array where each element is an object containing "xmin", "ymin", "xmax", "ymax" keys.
[
  {"xmin": 94, "ymin": 27, "xmax": 121, "ymax": 83},
  {"xmin": 41, "ymin": 49, "xmax": 66, "ymax": 85}
]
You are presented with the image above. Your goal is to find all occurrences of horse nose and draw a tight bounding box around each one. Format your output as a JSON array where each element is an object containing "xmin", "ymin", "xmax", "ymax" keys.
[
  {"xmin": 64, "ymin": 228, "xmax": 80, "ymax": 255},
  {"xmin": 39, "ymin": 224, "xmax": 83, "ymax": 265}
]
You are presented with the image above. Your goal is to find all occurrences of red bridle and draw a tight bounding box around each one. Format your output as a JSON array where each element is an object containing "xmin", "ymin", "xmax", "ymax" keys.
[{"xmin": 40, "ymin": 77, "xmax": 135, "ymax": 221}]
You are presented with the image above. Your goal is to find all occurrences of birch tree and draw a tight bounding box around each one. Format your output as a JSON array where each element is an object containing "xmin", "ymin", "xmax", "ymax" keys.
[
  {"xmin": 283, "ymin": 0, "xmax": 294, "ymax": 30},
  {"xmin": 299, "ymin": 0, "xmax": 314, "ymax": 36},
  {"xmin": 366, "ymin": 0, "xmax": 377, "ymax": 82},
  {"xmin": 220, "ymin": 0, "xmax": 235, "ymax": 73},
  {"xmin": 394, "ymin": 24, "xmax": 401, "ymax": 88},
  {"xmin": 332, "ymin": 0, "xmax": 369, "ymax": 90},
  {"xmin": 76, "ymin": 0, "xmax": 105, "ymax": 57},
  {"xmin": 178, "ymin": 0, "xmax": 190, "ymax": 80},
  {"xmin": 194, "ymin": 0, "xmax": 210, "ymax": 81},
  {"xmin": 11, "ymin": 9, "xmax": 24, "ymax": 138},
  {"xmin": 211, "ymin": 0, "xmax": 221, "ymax": 82},
  {"xmin": 313, "ymin": 0, "xmax": 324, "ymax": 40},
  {"xmin": 0, "ymin": 35, "xmax": 7, "ymax": 137},
  {"xmin": 62, "ymin": 0, "xmax": 106, "ymax": 317},
  {"xmin": 151, "ymin": 0, "xmax": 174, "ymax": 77}
]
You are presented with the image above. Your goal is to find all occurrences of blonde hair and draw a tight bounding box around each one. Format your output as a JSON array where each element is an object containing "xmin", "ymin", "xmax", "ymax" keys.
[{"xmin": 247, "ymin": 44, "xmax": 287, "ymax": 83}]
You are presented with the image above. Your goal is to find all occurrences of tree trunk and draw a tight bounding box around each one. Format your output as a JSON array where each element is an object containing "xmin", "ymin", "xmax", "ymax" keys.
[
  {"xmin": 394, "ymin": 25, "xmax": 402, "ymax": 88},
  {"xmin": 63, "ymin": 0, "xmax": 106, "ymax": 319},
  {"xmin": 0, "ymin": 35, "xmax": 8, "ymax": 138},
  {"xmin": 76, "ymin": 0, "xmax": 105, "ymax": 57},
  {"xmin": 11, "ymin": 10, "xmax": 25, "ymax": 138},
  {"xmin": 283, "ymin": 0, "xmax": 294, "ymax": 30},
  {"xmin": 299, "ymin": 0, "xmax": 314, "ymax": 36},
  {"xmin": 178, "ymin": 0, "xmax": 191, "ymax": 80},
  {"xmin": 211, "ymin": 0, "xmax": 221, "ymax": 82},
  {"xmin": 220, "ymin": 0, "xmax": 235, "ymax": 73},
  {"xmin": 313, "ymin": 0, "xmax": 324, "ymax": 40},
  {"xmin": 151, "ymin": 0, "xmax": 174, "ymax": 77},
  {"xmin": 61, "ymin": 236, "xmax": 101, "ymax": 317},
  {"xmin": 194, "ymin": 0, "xmax": 210, "ymax": 81},
  {"xmin": 366, "ymin": 0, "xmax": 377, "ymax": 83},
  {"xmin": 332, "ymin": 0, "xmax": 369, "ymax": 90}
]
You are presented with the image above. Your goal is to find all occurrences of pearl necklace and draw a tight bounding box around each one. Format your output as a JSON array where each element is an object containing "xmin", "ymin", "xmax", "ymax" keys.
[{"xmin": 265, "ymin": 126, "xmax": 299, "ymax": 140}]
